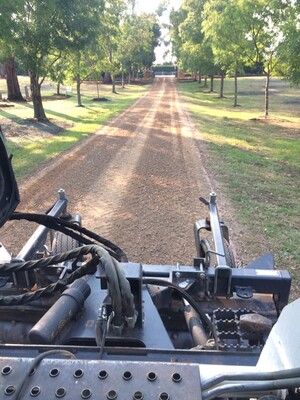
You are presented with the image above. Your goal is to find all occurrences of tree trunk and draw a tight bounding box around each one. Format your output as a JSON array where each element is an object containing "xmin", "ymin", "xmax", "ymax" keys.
[
  {"xmin": 219, "ymin": 71, "xmax": 225, "ymax": 98},
  {"xmin": 265, "ymin": 73, "xmax": 270, "ymax": 118},
  {"xmin": 112, "ymin": 74, "xmax": 117, "ymax": 94},
  {"xmin": 233, "ymin": 69, "xmax": 238, "ymax": 107},
  {"xmin": 210, "ymin": 75, "xmax": 214, "ymax": 92},
  {"xmin": 121, "ymin": 63, "xmax": 125, "ymax": 88},
  {"xmin": 76, "ymin": 74, "xmax": 83, "ymax": 107},
  {"xmin": 204, "ymin": 76, "xmax": 208, "ymax": 88},
  {"xmin": 57, "ymin": 82, "xmax": 60, "ymax": 95},
  {"xmin": 103, "ymin": 72, "xmax": 112, "ymax": 84},
  {"xmin": 5, "ymin": 58, "xmax": 26, "ymax": 102},
  {"xmin": 30, "ymin": 72, "xmax": 48, "ymax": 121},
  {"xmin": 128, "ymin": 68, "xmax": 131, "ymax": 84},
  {"xmin": 198, "ymin": 71, "xmax": 202, "ymax": 83}
]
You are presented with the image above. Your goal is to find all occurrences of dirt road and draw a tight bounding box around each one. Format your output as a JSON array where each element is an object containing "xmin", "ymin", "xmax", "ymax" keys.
[{"xmin": 2, "ymin": 78, "xmax": 232, "ymax": 265}]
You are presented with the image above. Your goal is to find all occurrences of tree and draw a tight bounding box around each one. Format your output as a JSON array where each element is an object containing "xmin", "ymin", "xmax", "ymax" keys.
[
  {"xmin": 277, "ymin": 2, "xmax": 300, "ymax": 85},
  {"xmin": 177, "ymin": 0, "xmax": 206, "ymax": 76},
  {"xmin": 240, "ymin": 0, "xmax": 286, "ymax": 117},
  {"xmin": 0, "ymin": 4, "xmax": 25, "ymax": 101},
  {"xmin": 203, "ymin": 0, "xmax": 248, "ymax": 105},
  {"xmin": 169, "ymin": 0, "xmax": 217, "ymax": 82},
  {"xmin": 169, "ymin": 6, "xmax": 188, "ymax": 62},
  {"xmin": 67, "ymin": 49, "xmax": 100, "ymax": 106},
  {"xmin": 48, "ymin": 57, "xmax": 69, "ymax": 95},
  {"xmin": 2, "ymin": 0, "xmax": 103, "ymax": 121},
  {"xmin": 203, "ymin": 0, "xmax": 287, "ymax": 116},
  {"xmin": 96, "ymin": 0, "xmax": 130, "ymax": 93},
  {"xmin": 117, "ymin": 12, "xmax": 160, "ymax": 85},
  {"xmin": 60, "ymin": 0, "xmax": 106, "ymax": 105},
  {"xmin": 4, "ymin": 58, "xmax": 26, "ymax": 102}
]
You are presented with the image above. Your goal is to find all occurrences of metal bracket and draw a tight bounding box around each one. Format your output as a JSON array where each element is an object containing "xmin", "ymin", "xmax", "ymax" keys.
[{"xmin": 214, "ymin": 265, "xmax": 232, "ymax": 297}]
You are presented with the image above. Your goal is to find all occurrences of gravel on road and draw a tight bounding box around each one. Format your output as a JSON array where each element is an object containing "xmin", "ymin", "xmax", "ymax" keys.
[{"xmin": 1, "ymin": 78, "xmax": 241, "ymax": 266}]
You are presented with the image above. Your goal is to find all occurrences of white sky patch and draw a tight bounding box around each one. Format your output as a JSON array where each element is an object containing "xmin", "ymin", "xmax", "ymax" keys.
[{"xmin": 135, "ymin": 0, "xmax": 182, "ymax": 14}]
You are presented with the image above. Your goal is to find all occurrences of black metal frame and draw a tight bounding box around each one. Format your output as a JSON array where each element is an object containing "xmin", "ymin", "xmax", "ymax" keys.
[{"xmin": 0, "ymin": 190, "xmax": 293, "ymax": 399}]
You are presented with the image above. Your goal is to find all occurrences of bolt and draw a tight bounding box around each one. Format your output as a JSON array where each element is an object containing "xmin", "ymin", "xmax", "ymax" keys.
[
  {"xmin": 210, "ymin": 192, "xmax": 217, "ymax": 204},
  {"xmin": 58, "ymin": 189, "xmax": 65, "ymax": 200}
]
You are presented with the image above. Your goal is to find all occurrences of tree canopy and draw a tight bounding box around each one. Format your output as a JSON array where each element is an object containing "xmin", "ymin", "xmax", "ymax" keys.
[
  {"xmin": 169, "ymin": 0, "xmax": 300, "ymax": 115},
  {"xmin": 0, "ymin": 0, "xmax": 161, "ymax": 120}
]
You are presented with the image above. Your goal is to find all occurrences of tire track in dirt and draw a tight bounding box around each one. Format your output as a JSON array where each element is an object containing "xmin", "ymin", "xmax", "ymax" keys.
[
  {"xmin": 74, "ymin": 79, "xmax": 167, "ymax": 238},
  {"xmin": 1, "ymin": 78, "xmax": 213, "ymax": 265},
  {"xmin": 97, "ymin": 78, "xmax": 211, "ymax": 265}
]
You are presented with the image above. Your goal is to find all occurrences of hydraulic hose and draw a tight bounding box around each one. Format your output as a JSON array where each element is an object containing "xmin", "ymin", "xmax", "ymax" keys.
[
  {"xmin": 183, "ymin": 300, "xmax": 208, "ymax": 347},
  {"xmin": 112, "ymin": 257, "xmax": 136, "ymax": 326},
  {"xmin": 0, "ymin": 244, "xmax": 136, "ymax": 329},
  {"xmin": 143, "ymin": 278, "xmax": 214, "ymax": 339},
  {"xmin": 10, "ymin": 212, "xmax": 128, "ymax": 262}
]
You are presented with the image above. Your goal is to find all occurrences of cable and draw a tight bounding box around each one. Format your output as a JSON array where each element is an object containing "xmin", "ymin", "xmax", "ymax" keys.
[
  {"xmin": 95, "ymin": 305, "xmax": 108, "ymax": 360},
  {"xmin": 0, "ymin": 254, "xmax": 99, "ymax": 306},
  {"xmin": 0, "ymin": 245, "xmax": 135, "ymax": 330},
  {"xmin": 10, "ymin": 212, "xmax": 128, "ymax": 262},
  {"xmin": 113, "ymin": 257, "xmax": 136, "ymax": 325},
  {"xmin": 0, "ymin": 244, "xmax": 98, "ymax": 274},
  {"xmin": 14, "ymin": 349, "xmax": 76, "ymax": 400},
  {"xmin": 143, "ymin": 278, "xmax": 214, "ymax": 337}
]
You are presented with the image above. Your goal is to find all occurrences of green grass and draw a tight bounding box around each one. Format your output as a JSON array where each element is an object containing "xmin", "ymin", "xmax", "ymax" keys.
[
  {"xmin": 0, "ymin": 76, "xmax": 148, "ymax": 179},
  {"xmin": 177, "ymin": 77, "xmax": 300, "ymax": 289}
]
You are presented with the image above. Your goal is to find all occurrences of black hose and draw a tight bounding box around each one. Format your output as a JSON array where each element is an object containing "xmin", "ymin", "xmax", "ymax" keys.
[
  {"xmin": 113, "ymin": 257, "xmax": 136, "ymax": 323},
  {"xmin": 143, "ymin": 278, "xmax": 214, "ymax": 337},
  {"xmin": 10, "ymin": 212, "xmax": 128, "ymax": 262},
  {"xmin": 0, "ymin": 252, "xmax": 99, "ymax": 305},
  {"xmin": 184, "ymin": 303, "xmax": 208, "ymax": 347},
  {"xmin": 100, "ymin": 249, "xmax": 123, "ymax": 327},
  {"xmin": 0, "ymin": 244, "xmax": 98, "ymax": 274},
  {"xmin": 0, "ymin": 243, "xmax": 135, "ymax": 329}
]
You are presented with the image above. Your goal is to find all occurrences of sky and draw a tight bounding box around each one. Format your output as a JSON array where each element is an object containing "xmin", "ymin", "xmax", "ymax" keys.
[
  {"xmin": 135, "ymin": 0, "xmax": 182, "ymax": 14},
  {"xmin": 135, "ymin": 0, "xmax": 183, "ymax": 64}
]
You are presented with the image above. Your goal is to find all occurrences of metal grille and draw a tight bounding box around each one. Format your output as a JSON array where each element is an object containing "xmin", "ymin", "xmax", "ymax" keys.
[{"xmin": 213, "ymin": 308, "xmax": 264, "ymax": 351}]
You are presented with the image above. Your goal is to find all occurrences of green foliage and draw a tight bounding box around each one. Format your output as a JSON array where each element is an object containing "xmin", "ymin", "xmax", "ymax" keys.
[
  {"xmin": 169, "ymin": 0, "xmax": 216, "ymax": 74},
  {"xmin": 1, "ymin": 0, "xmax": 161, "ymax": 113},
  {"xmin": 1, "ymin": 0, "xmax": 105, "ymax": 119},
  {"xmin": 170, "ymin": 0, "xmax": 300, "ymax": 89},
  {"xmin": 169, "ymin": 7, "xmax": 187, "ymax": 61},
  {"xmin": 277, "ymin": 4, "xmax": 300, "ymax": 84},
  {"xmin": 118, "ymin": 13, "xmax": 161, "ymax": 73},
  {"xmin": 203, "ymin": 0, "xmax": 245, "ymax": 74}
]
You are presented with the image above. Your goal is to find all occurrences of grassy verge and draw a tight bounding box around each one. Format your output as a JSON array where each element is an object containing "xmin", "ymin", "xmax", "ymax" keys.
[
  {"xmin": 0, "ymin": 76, "xmax": 149, "ymax": 179},
  {"xmin": 177, "ymin": 77, "xmax": 300, "ymax": 288}
]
